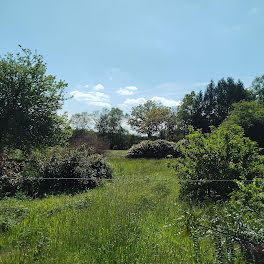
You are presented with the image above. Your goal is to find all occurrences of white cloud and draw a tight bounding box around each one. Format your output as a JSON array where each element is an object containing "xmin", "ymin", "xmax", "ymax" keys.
[
  {"xmin": 70, "ymin": 90, "xmax": 111, "ymax": 108},
  {"xmin": 120, "ymin": 96, "xmax": 180, "ymax": 108},
  {"xmin": 117, "ymin": 86, "xmax": 138, "ymax": 96},
  {"xmin": 151, "ymin": 96, "xmax": 181, "ymax": 107},
  {"xmin": 93, "ymin": 83, "xmax": 104, "ymax": 91},
  {"xmin": 120, "ymin": 97, "xmax": 147, "ymax": 108},
  {"xmin": 84, "ymin": 84, "xmax": 89, "ymax": 88},
  {"xmin": 123, "ymin": 97, "xmax": 147, "ymax": 105},
  {"xmin": 249, "ymin": 7, "xmax": 259, "ymax": 15},
  {"xmin": 89, "ymin": 101, "xmax": 111, "ymax": 108}
]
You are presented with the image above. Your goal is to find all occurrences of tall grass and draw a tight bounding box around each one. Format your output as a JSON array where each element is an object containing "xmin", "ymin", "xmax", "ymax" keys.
[{"xmin": 0, "ymin": 150, "xmax": 216, "ymax": 263}]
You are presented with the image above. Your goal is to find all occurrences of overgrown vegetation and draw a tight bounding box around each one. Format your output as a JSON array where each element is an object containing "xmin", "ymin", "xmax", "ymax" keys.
[
  {"xmin": 126, "ymin": 139, "xmax": 180, "ymax": 159},
  {"xmin": 172, "ymin": 125, "xmax": 264, "ymax": 201},
  {"xmin": 178, "ymin": 177, "xmax": 264, "ymax": 263},
  {"xmin": 1, "ymin": 46, "xmax": 264, "ymax": 263},
  {"xmin": 0, "ymin": 146, "xmax": 112, "ymax": 198},
  {"xmin": 0, "ymin": 46, "xmax": 71, "ymax": 153},
  {"xmin": 1, "ymin": 151, "xmax": 263, "ymax": 263}
]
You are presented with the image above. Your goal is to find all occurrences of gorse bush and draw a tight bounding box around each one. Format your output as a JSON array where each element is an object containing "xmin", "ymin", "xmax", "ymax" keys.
[
  {"xmin": 1, "ymin": 146, "xmax": 112, "ymax": 198},
  {"xmin": 126, "ymin": 140, "xmax": 180, "ymax": 159},
  {"xmin": 172, "ymin": 125, "xmax": 264, "ymax": 201},
  {"xmin": 23, "ymin": 146, "xmax": 112, "ymax": 196}
]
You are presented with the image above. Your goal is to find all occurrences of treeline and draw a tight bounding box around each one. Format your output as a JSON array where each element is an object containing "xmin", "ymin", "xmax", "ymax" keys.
[
  {"xmin": 1, "ymin": 46, "xmax": 264, "ymax": 154},
  {"xmin": 69, "ymin": 75, "xmax": 264, "ymax": 151}
]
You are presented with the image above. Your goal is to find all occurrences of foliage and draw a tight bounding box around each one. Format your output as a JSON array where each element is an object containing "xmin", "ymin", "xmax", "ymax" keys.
[
  {"xmin": 159, "ymin": 109, "xmax": 183, "ymax": 142},
  {"xmin": 222, "ymin": 100, "xmax": 264, "ymax": 149},
  {"xmin": 172, "ymin": 125, "xmax": 264, "ymax": 201},
  {"xmin": 95, "ymin": 107, "xmax": 129, "ymax": 149},
  {"xmin": 127, "ymin": 140, "xmax": 180, "ymax": 159},
  {"xmin": 178, "ymin": 178, "xmax": 264, "ymax": 263},
  {"xmin": 0, "ymin": 46, "xmax": 71, "ymax": 153},
  {"xmin": 1, "ymin": 151, "xmax": 261, "ymax": 263},
  {"xmin": 176, "ymin": 78, "xmax": 249, "ymax": 134},
  {"xmin": 0, "ymin": 154, "xmax": 24, "ymax": 198},
  {"xmin": 68, "ymin": 129, "xmax": 109, "ymax": 154},
  {"xmin": 22, "ymin": 146, "xmax": 112, "ymax": 196},
  {"xmin": 70, "ymin": 112, "xmax": 93, "ymax": 130},
  {"xmin": 128, "ymin": 100, "xmax": 170, "ymax": 138},
  {"xmin": 0, "ymin": 153, "xmax": 200, "ymax": 264},
  {"xmin": 251, "ymin": 74, "xmax": 264, "ymax": 101},
  {"xmin": 1, "ymin": 146, "xmax": 112, "ymax": 198}
]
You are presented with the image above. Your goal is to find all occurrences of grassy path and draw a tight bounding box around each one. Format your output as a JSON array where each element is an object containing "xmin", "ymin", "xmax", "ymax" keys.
[{"xmin": 0, "ymin": 151, "xmax": 214, "ymax": 263}]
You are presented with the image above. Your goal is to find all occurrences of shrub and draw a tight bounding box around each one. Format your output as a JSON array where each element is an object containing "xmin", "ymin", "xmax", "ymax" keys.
[
  {"xmin": 210, "ymin": 178, "xmax": 264, "ymax": 262},
  {"xmin": 23, "ymin": 146, "xmax": 112, "ymax": 196},
  {"xmin": 221, "ymin": 101, "xmax": 264, "ymax": 151},
  {"xmin": 172, "ymin": 125, "xmax": 264, "ymax": 201},
  {"xmin": 0, "ymin": 154, "xmax": 24, "ymax": 197},
  {"xmin": 179, "ymin": 178, "xmax": 264, "ymax": 263},
  {"xmin": 126, "ymin": 140, "xmax": 180, "ymax": 159}
]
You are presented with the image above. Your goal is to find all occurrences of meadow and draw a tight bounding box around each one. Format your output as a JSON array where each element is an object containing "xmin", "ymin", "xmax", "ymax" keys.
[{"xmin": 0, "ymin": 150, "xmax": 218, "ymax": 264}]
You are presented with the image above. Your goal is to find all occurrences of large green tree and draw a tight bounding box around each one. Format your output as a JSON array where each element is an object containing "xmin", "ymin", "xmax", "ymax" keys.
[
  {"xmin": 0, "ymin": 47, "xmax": 71, "ymax": 152},
  {"xmin": 70, "ymin": 112, "xmax": 93, "ymax": 130},
  {"xmin": 221, "ymin": 100, "xmax": 264, "ymax": 149},
  {"xmin": 128, "ymin": 100, "xmax": 170, "ymax": 138},
  {"xmin": 176, "ymin": 78, "xmax": 249, "ymax": 134},
  {"xmin": 95, "ymin": 107, "xmax": 128, "ymax": 149}
]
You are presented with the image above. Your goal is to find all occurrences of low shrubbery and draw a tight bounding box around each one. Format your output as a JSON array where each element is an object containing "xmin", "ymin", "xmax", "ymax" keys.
[
  {"xmin": 126, "ymin": 140, "xmax": 180, "ymax": 159},
  {"xmin": 0, "ymin": 146, "xmax": 112, "ymax": 198},
  {"xmin": 179, "ymin": 177, "xmax": 264, "ymax": 263},
  {"xmin": 0, "ymin": 154, "xmax": 24, "ymax": 197},
  {"xmin": 172, "ymin": 125, "xmax": 264, "ymax": 201}
]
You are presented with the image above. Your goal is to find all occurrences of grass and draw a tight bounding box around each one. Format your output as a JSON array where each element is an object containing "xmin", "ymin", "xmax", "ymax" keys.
[{"xmin": 0, "ymin": 150, "xmax": 215, "ymax": 263}]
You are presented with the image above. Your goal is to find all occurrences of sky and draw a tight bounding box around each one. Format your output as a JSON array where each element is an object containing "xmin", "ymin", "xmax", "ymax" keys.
[{"xmin": 1, "ymin": 0, "xmax": 264, "ymax": 114}]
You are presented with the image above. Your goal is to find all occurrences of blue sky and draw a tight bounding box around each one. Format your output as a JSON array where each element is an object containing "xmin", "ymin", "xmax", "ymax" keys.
[{"xmin": 1, "ymin": 0, "xmax": 264, "ymax": 114}]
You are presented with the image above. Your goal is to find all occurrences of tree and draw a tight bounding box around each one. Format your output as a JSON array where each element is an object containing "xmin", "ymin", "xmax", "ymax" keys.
[
  {"xmin": 251, "ymin": 74, "xmax": 264, "ymax": 101},
  {"xmin": 128, "ymin": 100, "xmax": 170, "ymax": 138},
  {"xmin": 0, "ymin": 47, "xmax": 71, "ymax": 152},
  {"xmin": 176, "ymin": 78, "xmax": 249, "ymax": 134},
  {"xmin": 95, "ymin": 107, "xmax": 128, "ymax": 149},
  {"xmin": 221, "ymin": 100, "xmax": 264, "ymax": 149},
  {"xmin": 176, "ymin": 91, "xmax": 207, "ymax": 135},
  {"xmin": 70, "ymin": 112, "xmax": 93, "ymax": 130}
]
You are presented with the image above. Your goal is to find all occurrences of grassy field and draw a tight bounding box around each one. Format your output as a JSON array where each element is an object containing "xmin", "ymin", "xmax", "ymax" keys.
[{"xmin": 0, "ymin": 150, "xmax": 215, "ymax": 263}]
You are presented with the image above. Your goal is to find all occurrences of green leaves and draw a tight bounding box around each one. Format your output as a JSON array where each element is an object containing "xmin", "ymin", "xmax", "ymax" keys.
[
  {"xmin": 128, "ymin": 100, "xmax": 170, "ymax": 138},
  {"xmin": 0, "ymin": 46, "xmax": 70, "ymax": 153},
  {"xmin": 222, "ymin": 100, "xmax": 264, "ymax": 149},
  {"xmin": 176, "ymin": 78, "xmax": 249, "ymax": 134},
  {"xmin": 174, "ymin": 125, "xmax": 264, "ymax": 201}
]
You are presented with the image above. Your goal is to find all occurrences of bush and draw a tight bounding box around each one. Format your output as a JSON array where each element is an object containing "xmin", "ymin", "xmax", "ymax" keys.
[
  {"xmin": 177, "ymin": 178, "xmax": 264, "ymax": 263},
  {"xmin": 222, "ymin": 101, "xmax": 264, "ymax": 150},
  {"xmin": 23, "ymin": 146, "xmax": 112, "ymax": 196},
  {"xmin": 211, "ymin": 178, "xmax": 264, "ymax": 262},
  {"xmin": 126, "ymin": 140, "xmax": 180, "ymax": 159},
  {"xmin": 0, "ymin": 146, "xmax": 112, "ymax": 198},
  {"xmin": 172, "ymin": 125, "xmax": 264, "ymax": 201},
  {"xmin": 0, "ymin": 154, "xmax": 24, "ymax": 197}
]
